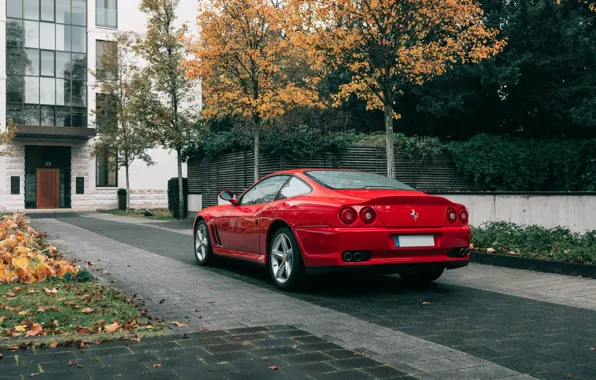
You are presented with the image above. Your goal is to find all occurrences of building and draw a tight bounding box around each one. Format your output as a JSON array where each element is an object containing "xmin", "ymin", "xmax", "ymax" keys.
[{"xmin": 0, "ymin": 0, "xmax": 199, "ymax": 212}]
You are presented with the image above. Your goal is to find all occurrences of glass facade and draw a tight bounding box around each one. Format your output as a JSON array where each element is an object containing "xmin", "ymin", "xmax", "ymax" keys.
[
  {"xmin": 96, "ymin": 149, "xmax": 117, "ymax": 187},
  {"xmin": 96, "ymin": 0, "xmax": 116, "ymax": 28},
  {"xmin": 6, "ymin": 0, "xmax": 87, "ymax": 127}
]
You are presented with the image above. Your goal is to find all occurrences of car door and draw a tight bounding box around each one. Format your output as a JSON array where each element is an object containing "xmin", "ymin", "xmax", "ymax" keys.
[{"xmin": 220, "ymin": 175, "xmax": 290, "ymax": 254}]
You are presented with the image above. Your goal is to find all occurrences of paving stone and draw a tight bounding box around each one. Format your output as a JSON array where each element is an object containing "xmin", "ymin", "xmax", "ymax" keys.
[
  {"xmin": 361, "ymin": 365, "xmax": 408, "ymax": 379},
  {"xmin": 250, "ymin": 346, "xmax": 302, "ymax": 358},
  {"xmin": 407, "ymin": 358, "xmax": 465, "ymax": 373},
  {"xmin": 98, "ymin": 352, "xmax": 157, "ymax": 367},
  {"xmin": 279, "ymin": 352, "xmax": 333, "ymax": 365},
  {"xmin": 315, "ymin": 370, "xmax": 373, "ymax": 380},
  {"xmin": 458, "ymin": 364, "xmax": 521, "ymax": 379},
  {"xmin": 326, "ymin": 357, "xmax": 382, "ymax": 370}
]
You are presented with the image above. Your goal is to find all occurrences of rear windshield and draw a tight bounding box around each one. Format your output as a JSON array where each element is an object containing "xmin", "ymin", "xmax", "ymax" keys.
[{"xmin": 305, "ymin": 170, "xmax": 415, "ymax": 190}]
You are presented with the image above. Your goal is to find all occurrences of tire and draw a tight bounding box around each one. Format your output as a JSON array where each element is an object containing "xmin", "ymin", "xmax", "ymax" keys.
[
  {"xmin": 398, "ymin": 266, "xmax": 444, "ymax": 284},
  {"xmin": 268, "ymin": 227, "xmax": 306, "ymax": 291},
  {"xmin": 194, "ymin": 220, "xmax": 215, "ymax": 266}
]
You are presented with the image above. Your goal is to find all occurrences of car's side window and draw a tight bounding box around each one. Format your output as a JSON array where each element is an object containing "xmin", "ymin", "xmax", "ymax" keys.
[
  {"xmin": 239, "ymin": 176, "xmax": 291, "ymax": 206},
  {"xmin": 277, "ymin": 177, "xmax": 312, "ymax": 200}
]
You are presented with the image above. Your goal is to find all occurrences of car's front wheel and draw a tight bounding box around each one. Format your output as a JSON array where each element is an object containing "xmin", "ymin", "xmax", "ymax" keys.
[
  {"xmin": 398, "ymin": 265, "xmax": 444, "ymax": 284},
  {"xmin": 268, "ymin": 227, "xmax": 306, "ymax": 291},
  {"xmin": 194, "ymin": 220, "xmax": 215, "ymax": 266}
]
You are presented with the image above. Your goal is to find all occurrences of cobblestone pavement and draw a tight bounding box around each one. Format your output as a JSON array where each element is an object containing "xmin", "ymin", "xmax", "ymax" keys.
[{"xmin": 23, "ymin": 214, "xmax": 596, "ymax": 380}]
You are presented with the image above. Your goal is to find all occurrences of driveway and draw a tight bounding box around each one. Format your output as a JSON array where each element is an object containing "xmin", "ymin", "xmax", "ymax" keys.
[{"xmin": 25, "ymin": 214, "xmax": 596, "ymax": 380}]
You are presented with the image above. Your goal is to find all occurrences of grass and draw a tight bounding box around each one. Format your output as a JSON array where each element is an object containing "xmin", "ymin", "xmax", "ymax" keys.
[
  {"xmin": 99, "ymin": 209, "xmax": 176, "ymax": 221},
  {"xmin": 0, "ymin": 280, "xmax": 160, "ymax": 342},
  {"xmin": 472, "ymin": 221, "xmax": 596, "ymax": 265}
]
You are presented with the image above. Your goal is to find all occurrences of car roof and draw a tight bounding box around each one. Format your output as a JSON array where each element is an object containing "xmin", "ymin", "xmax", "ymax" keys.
[{"xmin": 270, "ymin": 168, "xmax": 363, "ymax": 175}]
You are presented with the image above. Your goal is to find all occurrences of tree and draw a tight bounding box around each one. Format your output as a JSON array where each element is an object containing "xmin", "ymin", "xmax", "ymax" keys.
[
  {"xmin": 404, "ymin": 0, "xmax": 596, "ymax": 140},
  {"xmin": 294, "ymin": 0, "xmax": 506, "ymax": 178},
  {"xmin": 0, "ymin": 120, "xmax": 16, "ymax": 157},
  {"xmin": 91, "ymin": 32, "xmax": 156, "ymax": 210},
  {"xmin": 134, "ymin": 0, "xmax": 201, "ymax": 219},
  {"xmin": 185, "ymin": 0, "xmax": 321, "ymax": 181}
]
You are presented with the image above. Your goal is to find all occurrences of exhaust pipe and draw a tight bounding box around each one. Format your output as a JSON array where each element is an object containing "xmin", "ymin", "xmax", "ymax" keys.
[
  {"xmin": 353, "ymin": 252, "xmax": 363, "ymax": 262},
  {"xmin": 342, "ymin": 252, "xmax": 353, "ymax": 262}
]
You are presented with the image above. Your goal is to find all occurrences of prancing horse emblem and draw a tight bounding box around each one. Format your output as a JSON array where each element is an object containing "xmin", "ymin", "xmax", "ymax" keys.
[{"xmin": 410, "ymin": 209, "xmax": 418, "ymax": 221}]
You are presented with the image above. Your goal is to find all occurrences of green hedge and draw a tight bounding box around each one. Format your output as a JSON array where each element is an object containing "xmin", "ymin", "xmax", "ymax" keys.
[
  {"xmin": 185, "ymin": 128, "xmax": 596, "ymax": 192},
  {"xmin": 167, "ymin": 177, "xmax": 188, "ymax": 219},
  {"xmin": 472, "ymin": 222, "xmax": 596, "ymax": 265}
]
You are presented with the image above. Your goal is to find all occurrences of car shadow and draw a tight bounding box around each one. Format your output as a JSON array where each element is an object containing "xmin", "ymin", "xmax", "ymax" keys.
[{"xmin": 206, "ymin": 256, "xmax": 457, "ymax": 298}]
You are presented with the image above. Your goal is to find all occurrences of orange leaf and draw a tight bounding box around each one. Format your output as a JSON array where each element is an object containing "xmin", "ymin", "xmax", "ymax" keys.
[
  {"xmin": 197, "ymin": 327, "xmax": 211, "ymax": 332},
  {"xmin": 37, "ymin": 307, "xmax": 46, "ymax": 313},
  {"xmin": 81, "ymin": 308, "xmax": 94, "ymax": 313},
  {"xmin": 153, "ymin": 364, "xmax": 162, "ymax": 368},
  {"xmin": 104, "ymin": 322, "xmax": 120, "ymax": 333},
  {"xmin": 590, "ymin": 347, "xmax": 595, "ymax": 351},
  {"xmin": 30, "ymin": 373, "xmax": 39, "ymax": 377},
  {"xmin": 132, "ymin": 336, "xmax": 141, "ymax": 342},
  {"xmin": 242, "ymin": 340, "xmax": 250, "ymax": 346},
  {"xmin": 26, "ymin": 324, "xmax": 43, "ymax": 337},
  {"xmin": 172, "ymin": 321, "xmax": 188, "ymax": 327},
  {"xmin": 44, "ymin": 288, "xmax": 58, "ymax": 295},
  {"xmin": 5, "ymin": 291, "xmax": 16, "ymax": 297},
  {"xmin": 422, "ymin": 302, "xmax": 431, "ymax": 305},
  {"xmin": 49, "ymin": 342, "xmax": 59, "ymax": 348},
  {"xmin": 0, "ymin": 316, "xmax": 7, "ymax": 323},
  {"xmin": 68, "ymin": 360, "xmax": 78, "ymax": 366},
  {"xmin": 268, "ymin": 365, "xmax": 279, "ymax": 371},
  {"xmin": 0, "ymin": 353, "xmax": 3, "ymax": 359}
]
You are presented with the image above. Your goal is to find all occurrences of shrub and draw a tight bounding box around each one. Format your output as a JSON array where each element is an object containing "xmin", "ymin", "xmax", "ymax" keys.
[
  {"xmin": 77, "ymin": 268, "xmax": 94, "ymax": 283},
  {"xmin": 472, "ymin": 221, "xmax": 596, "ymax": 264},
  {"xmin": 167, "ymin": 177, "xmax": 188, "ymax": 219}
]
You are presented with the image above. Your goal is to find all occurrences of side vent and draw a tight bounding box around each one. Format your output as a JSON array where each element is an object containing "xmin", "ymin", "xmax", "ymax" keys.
[{"xmin": 211, "ymin": 225, "xmax": 222, "ymax": 246}]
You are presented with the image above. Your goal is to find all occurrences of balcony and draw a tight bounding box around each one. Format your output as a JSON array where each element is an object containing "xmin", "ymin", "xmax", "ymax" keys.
[{"xmin": 15, "ymin": 124, "xmax": 96, "ymax": 140}]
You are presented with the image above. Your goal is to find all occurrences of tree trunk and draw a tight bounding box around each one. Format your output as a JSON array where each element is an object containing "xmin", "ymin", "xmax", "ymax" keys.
[
  {"xmin": 176, "ymin": 150, "xmax": 184, "ymax": 219},
  {"xmin": 384, "ymin": 104, "xmax": 395, "ymax": 179},
  {"xmin": 253, "ymin": 125, "xmax": 260, "ymax": 182},
  {"xmin": 125, "ymin": 165, "xmax": 130, "ymax": 211}
]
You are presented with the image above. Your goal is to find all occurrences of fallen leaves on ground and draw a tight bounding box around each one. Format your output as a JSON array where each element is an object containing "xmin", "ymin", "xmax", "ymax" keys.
[
  {"xmin": 81, "ymin": 308, "xmax": 94, "ymax": 313},
  {"xmin": 197, "ymin": 327, "xmax": 211, "ymax": 332},
  {"xmin": 44, "ymin": 288, "xmax": 58, "ymax": 295},
  {"xmin": 68, "ymin": 360, "xmax": 78, "ymax": 366},
  {"xmin": 590, "ymin": 347, "xmax": 595, "ymax": 351},
  {"xmin": 0, "ymin": 353, "xmax": 3, "ymax": 359},
  {"xmin": 422, "ymin": 301, "xmax": 431, "ymax": 305},
  {"xmin": 172, "ymin": 321, "xmax": 188, "ymax": 327},
  {"xmin": 241, "ymin": 340, "xmax": 250, "ymax": 346},
  {"xmin": 26, "ymin": 324, "xmax": 43, "ymax": 336},
  {"xmin": 49, "ymin": 342, "xmax": 59, "ymax": 348},
  {"xmin": 153, "ymin": 363, "xmax": 162, "ymax": 368},
  {"xmin": 268, "ymin": 365, "xmax": 279, "ymax": 371},
  {"xmin": 0, "ymin": 214, "xmax": 79, "ymax": 284},
  {"xmin": 104, "ymin": 322, "xmax": 120, "ymax": 333}
]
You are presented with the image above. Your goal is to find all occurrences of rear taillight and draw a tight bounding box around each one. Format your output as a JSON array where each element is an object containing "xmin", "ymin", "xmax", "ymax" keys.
[
  {"xmin": 459, "ymin": 209, "xmax": 468, "ymax": 224},
  {"xmin": 447, "ymin": 208, "xmax": 457, "ymax": 223},
  {"xmin": 360, "ymin": 207, "xmax": 376, "ymax": 224},
  {"xmin": 339, "ymin": 207, "xmax": 357, "ymax": 225}
]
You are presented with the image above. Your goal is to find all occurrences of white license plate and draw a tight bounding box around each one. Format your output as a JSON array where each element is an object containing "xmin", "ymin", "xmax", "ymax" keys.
[{"xmin": 394, "ymin": 235, "xmax": 435, "ymax": 248}]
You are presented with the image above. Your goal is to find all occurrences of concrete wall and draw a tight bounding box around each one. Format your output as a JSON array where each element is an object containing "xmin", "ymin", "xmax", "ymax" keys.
[{"xmin": 439, "ymin": 194, "xmax": 596, "ymax": 233}]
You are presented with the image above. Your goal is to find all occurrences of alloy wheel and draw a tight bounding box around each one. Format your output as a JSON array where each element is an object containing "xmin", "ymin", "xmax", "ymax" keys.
[
  {"xmin": 271, "ymin": 233, "xmax": 293, "ymax": 284},
  {"xmin": 195, "ymin": 223, "xmax": 208, "ymax": 261}
]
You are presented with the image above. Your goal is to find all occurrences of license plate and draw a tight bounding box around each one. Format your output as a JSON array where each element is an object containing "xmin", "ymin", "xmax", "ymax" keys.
[{"xmin": 394, "ymin": 235, "xmax": 434, "ymax": 248}]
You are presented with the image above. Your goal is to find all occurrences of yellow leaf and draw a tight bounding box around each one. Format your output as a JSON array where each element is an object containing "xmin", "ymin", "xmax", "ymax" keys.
[
  {"xmin": 81, "ymin": 308, "xmax": 94, "ymax": 313},
  {"xmin": 104, "ymin": 322, "xmax": 120, "ymax": 333},
  {"xmin": 11, "ymin": 256, "xmax": 29, "ymax": 270}
]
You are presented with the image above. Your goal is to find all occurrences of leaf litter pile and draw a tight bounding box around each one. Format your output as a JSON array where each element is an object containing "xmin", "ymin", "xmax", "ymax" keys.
[{"xmin": 0, "ymin": 214, "xmax": 158, "ymax": 341}]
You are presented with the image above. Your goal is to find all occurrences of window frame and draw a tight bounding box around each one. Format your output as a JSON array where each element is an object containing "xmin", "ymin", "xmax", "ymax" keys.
[
  {"xmin": 96, "ymin": 149, "xmax": 118, "ymax": 188},
  {"xmin": 96, "ymin": 0, "xmax": 118, "ymax": 28},
  {"xmin": 275, "ymin": 175, "xmax": 313, "ymax": 201},
  {"xmin": 236, "ymin": 175, "xmax": 292, "ymax": 206}
]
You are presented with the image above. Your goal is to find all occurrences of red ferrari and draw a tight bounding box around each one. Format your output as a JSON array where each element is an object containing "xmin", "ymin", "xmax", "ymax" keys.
[{"xmin": 192, "ymin": 169, "xmax": 470, "ymax": 291}]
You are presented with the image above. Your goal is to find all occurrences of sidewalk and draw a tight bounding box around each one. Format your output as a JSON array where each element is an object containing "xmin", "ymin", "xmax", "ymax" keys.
[{"xmin": 21, "ymin": 214, "xmax": 596, "ymax": 379}]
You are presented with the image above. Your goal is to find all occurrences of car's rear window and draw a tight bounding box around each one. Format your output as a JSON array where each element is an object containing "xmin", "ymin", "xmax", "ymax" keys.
[{"xmin": 305, "ymin": 170, "xmax": 415, "ymax": 190}]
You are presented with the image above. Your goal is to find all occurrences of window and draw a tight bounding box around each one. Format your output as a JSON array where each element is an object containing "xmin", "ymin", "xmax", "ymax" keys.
[
  {"xmin": 96, "ymin": 0, "xmax": 117, "ymax": 28},
  {"xmin": 277, "ymin": 177, "xmax": 312, "ymax": 200},
  {"xmin": 6, "ymin": 0, "xmax": 88, "ymax": 128},
  {"xmin": 96, "ymin": 40, "xmax": 117, "ymax": 80},
  {"xmin": 239, "ymin": 176, "xmax": 290, "ymax": 206},
  {"xmin": 96, "ymin": 93, "xmax": 118, "ymax": 131},
  {"xmin": 96, "ymin": 150, "xmax": 118, "ymax": 187},
  {"xmin": 305, "ymin": 170, "xmax": 415, "ymax": 190}
]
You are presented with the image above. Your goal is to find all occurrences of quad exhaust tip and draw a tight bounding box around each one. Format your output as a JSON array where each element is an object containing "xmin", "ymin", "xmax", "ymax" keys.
[{"xmin": 353, "ymin": 252, "xmax": 363, "ymax": 262}]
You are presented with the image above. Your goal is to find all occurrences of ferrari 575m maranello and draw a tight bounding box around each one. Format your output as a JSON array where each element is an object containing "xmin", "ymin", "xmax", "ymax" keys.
[{"xmin": 192, "ymin": 169, "xmax": 471, "ymax": 291}]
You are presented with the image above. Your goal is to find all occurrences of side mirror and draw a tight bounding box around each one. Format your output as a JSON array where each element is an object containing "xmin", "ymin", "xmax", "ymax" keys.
[{"xmin": 219, "ymin": 191, "xmax": 237, "ymax": 205}]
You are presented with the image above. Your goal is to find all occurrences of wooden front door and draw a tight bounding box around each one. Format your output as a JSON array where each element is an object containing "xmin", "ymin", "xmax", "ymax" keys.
[{"xmin": 36, "ymin": 169, "xmax": 60, "ymax": 209}]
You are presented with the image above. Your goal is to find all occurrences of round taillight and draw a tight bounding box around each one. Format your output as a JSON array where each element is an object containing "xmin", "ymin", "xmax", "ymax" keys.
[
  {"xmin": 339, "ymin": 207, "xmax": 357, "ymax": 225},
  {"xmin": 459, "ymin": 210, "xmax": 468, "ymax": 223},
  {"xmin": 447, "ymin": 208, "xmax": 457, "ymax": 223},
  {"xmin": 360, "ymin": 207, "xmax": 376, "ymax": 224}
]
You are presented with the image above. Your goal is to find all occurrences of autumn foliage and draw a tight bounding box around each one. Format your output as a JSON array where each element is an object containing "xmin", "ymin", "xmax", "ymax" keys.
[
  {"xmin": 290, "ymin": 0, "xmax": 506, "ymax": 178},
  {"xmin": 0, "ymin": 214, "xmax": 78, "ymax": 284}
]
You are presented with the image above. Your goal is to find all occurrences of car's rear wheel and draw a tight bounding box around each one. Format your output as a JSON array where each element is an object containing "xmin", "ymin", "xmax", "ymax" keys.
[
  {"xmin": 269, "ymin": 227, "xmax": 306, "ymax": 291},
  {"xmin": 194, "ymin": 220, "xmax": 215, "ymax": 266},
  {"xmin": 398, "ymin": 266, "xmax": 444, "ymax": 284}
]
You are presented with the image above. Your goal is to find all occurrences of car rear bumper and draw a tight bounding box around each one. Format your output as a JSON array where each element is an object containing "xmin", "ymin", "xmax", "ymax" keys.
[{"xmin": 293, "ymin": 226, "xmax": 471, "ymax": 268}]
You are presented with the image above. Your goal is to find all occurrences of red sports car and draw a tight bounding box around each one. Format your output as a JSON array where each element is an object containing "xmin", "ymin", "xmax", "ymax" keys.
[{"xmin": 193, "ymin": 169, "xmax": 470, "ymax": 291}]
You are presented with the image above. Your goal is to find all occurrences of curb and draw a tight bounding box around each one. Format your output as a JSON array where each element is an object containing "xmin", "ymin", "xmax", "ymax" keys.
[{"xmin": 470, "ymin": 251, "xmax": 596, "ymax": 279}]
